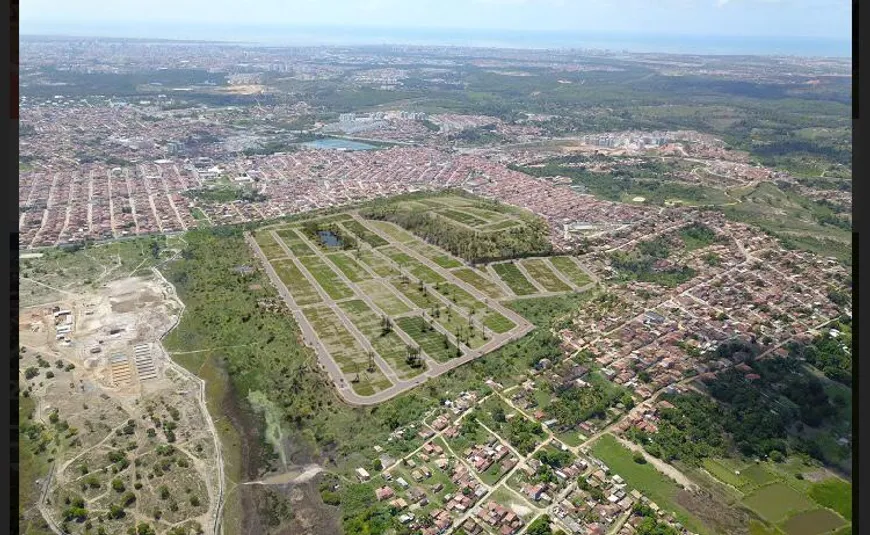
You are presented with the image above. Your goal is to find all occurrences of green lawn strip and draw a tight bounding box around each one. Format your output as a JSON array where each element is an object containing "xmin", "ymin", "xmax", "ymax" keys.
[
  {"xmin": 808, "ymin": 479, "xmax": 852, "ymax": 521},
  {"xmin": 254, "ymin": 232, "xmax": 288, "ymax": 260},
  {"xmin": 430, "ymin": 308, "xmax": 487, "ymax": 349},
  {"xmin": 380, "ymin": 246, "xmax": 446, "ymax": 284},
  {"xmin": 743, "ymin": 483, "xmax": 817, "ymax": 524},
  {"xmin": 407, "ymin": 263, "xmax": 446, "ymax": 285},
  {"xmin": 549, "ymin": 256, "xmax": 592, "ymax": 287},
  {"xmin": 356, "ymin": 279, "xmax": 411, "ymax": 315},
  {"xmin": 326, "ymin": 252, "xmax": 371, "ymax": 282},
  {"xmin": 458, "ymin": 205, "xmax": 515, "ymax": 224},
  {"xmin": 407, "ymin": 241, "xmax": 462, "ymax": 268},
  {"xmin": 302, "ymin": 305, "xmax": 393, "ymax": 394},
  {"xmin": 590, "ymin": 434, "xmax": 710, "ymax": 535},
  {"xmin": 297, "ymin": 256, "xmax": 355, "ymax": 300},
  {"xmin": 365, "ymin": 220, "xmax": 418, "ymax": 243},
  {"xmin": 437, "ymin": 208, "xmax": 490, "ymax": 227},
  {"xmin": 493, "ymin": 262, "xmax": 539, "ymax": 296},
  {"xmin": 434, "ymin": 282, "xmax": 483, "ymax": 312},
  {"xmin": 271, "ymin": 259, "xmax": 322, "ymax": 305},
  {"xmin": 356, "ymin": 249, "xmax": 397, "ymax": 277},
  {"xmin": 390, "ymin": 279, "xmax": 442, "ymax": 309},
  {"xmin": 521, "ymin": 258, "xmax": 573, "ymax": 292},
  {"xmin": 338, "ymin": 299, "xmax": 425, "ymax": 380},
  {"xmin": 395, "ymin": 316, "xmax": 459, "ymax": 363},
  {"xmin": 481, "ymin": 311, "xmax": 516, "ymax": 334},
  {"xmin": 780, "ymin": 509, "xmax": 847, "ymax": 535},
  {"xmin": 451, "ymin": 268, "xmax": 506, "ymax": 300},
  {"xmin": 275, "ymin": 229, "xmax": 316, "ymax": 256},
  {"xmin": 340, "ymin": 220, "xmax": 389, "ymax": 247}
]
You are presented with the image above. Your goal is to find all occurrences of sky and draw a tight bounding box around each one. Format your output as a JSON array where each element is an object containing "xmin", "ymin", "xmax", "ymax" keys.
[{"xmin": 21, "ymin": 0, "xmax": 851, "ymax": 44}]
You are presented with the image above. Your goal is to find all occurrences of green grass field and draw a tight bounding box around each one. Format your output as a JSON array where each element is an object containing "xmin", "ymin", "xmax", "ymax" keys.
[
  {"xmin": 275, "ymin": 229, "xmax": 317, "ymax": 256},
  {"xmin": 396, "ymin": 316, "xmax": 460, "ymax": 362},
  {"xmin": 451, "ymin": 267, "xmax": 506, "ymax": 300},
  {"xmin": 743, "ymin": 464, "xmax": 780, "ymax": 487},
  {"xmin": 390, "ymin": 279, "xmax": 442, "ymax": 309},
  {"xmin": 481, "ymin": 311, "xmax": 516, "ymax": 334},
  {"xmin": 356, "ymin": 279, "xmax": 412, "ymax": 316},
  {"xmin": 302, "ymin": 305, "xmax": 392, "ymax": 395},
  {"xmin": 781, "ymin": 509, "xmax": 847, "ymax": 535},
  {"xmin": 327, "ymin": 252, "xmax": 372, "ymax": 282},
  {"xmin": 702, "ymin": 458, "xmax": 747, "ymax": 489},
  {"xmin": 338, "ymin": 300, "xmax": 425, "ymax": 380},
  {"xmin": 591, "ymin": 434, "xmax": 709, "ymax": 535},
  {"xmin": 438, "ymin": 208, "xmax": 490, "ymax": 227},
  {"xmin": 254, "ymin": 231, "xmax": 287, "ymax": 260},
  {"xmin": 549, "ymin": 256, "xmax": 592, "ymax": 287},
  {"xmin": 434, "ymin": 282, "xmax": 483, "ymax": 312},
  {"xmin": 298, "ymin": 256, "xmax": 355, "ymax": 300},
  {"xmin": 379, "ymin": 246, "xmax": 446, "ymax": 284},
  {"xmin": 743, "ymin": 484, "xmax": 817, "ymax": 523},
  {"xmin": 521, "ymin": 258, "xmax": 573, "ymax": 292},
  {"xmin": 340, "ymin": 220, "xmax": 389, "ymax": 247},
  {"xmin": 356, "ymin": 249, "xmax": 397, "ymax": 277},
  {"xmin": 493, "ymin": 262, "xmax": 539, "ymax": 296},
  {"xmin": 365, "ymin": 220, "xmax": 418, "ymax": 243},
  {"xmin": 271, "ymin": 259, "xmax": 322, "ymax": 306},
  {"xmin": 407, "ymin": 241, "xmax": 462, "ymax": 268},
  {"xmin": 809, "ymin": 479, "xmax": 852, "ymax": 521}
]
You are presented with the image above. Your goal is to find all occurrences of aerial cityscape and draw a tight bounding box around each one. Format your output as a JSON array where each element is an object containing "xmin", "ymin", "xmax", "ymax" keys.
[{"xmin": 18, "ymin": 4, "xmax": 852, "ymax": 535}]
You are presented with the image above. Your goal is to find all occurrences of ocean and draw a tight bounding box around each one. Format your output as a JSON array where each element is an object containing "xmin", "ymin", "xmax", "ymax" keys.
[{"xmin": 20, "ymin": 23, "xmax": 852, "ymax": 58}]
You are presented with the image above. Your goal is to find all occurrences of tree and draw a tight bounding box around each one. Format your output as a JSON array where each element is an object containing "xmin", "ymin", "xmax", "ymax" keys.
[
  {"xmin": 491, "ymin": 406, "xmax": 506, "ymax": 423},
  {"xmin": 527, "ymin": 514, "xmax": 553, "ymax": 535},
  {"xmin": 633, "ymin": 452, "xmax": 647, "ymax": 464}
]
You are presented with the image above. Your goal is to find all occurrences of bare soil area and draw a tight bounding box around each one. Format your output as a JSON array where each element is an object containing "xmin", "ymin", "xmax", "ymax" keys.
[{"xmin": 19, "ymin": 275, "xmax": 223, "ymax": 535}]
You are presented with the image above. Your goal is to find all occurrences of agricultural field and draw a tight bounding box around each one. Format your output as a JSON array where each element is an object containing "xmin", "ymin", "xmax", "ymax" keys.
[
  {"xmin": 697, "ymin": 455, "xmax": 852, "ymax": 535},
  {"xmin": 492, "ymin": 262, "xmax": 539, "ymax": 296},
  {"xmin": 742, "ymin": 483, "xmax": 816, "ymax": 523},
  {"xmin": 520, "ymin": 258, "xmax": 573, "ymax": 292},
  {"xmin": 590, "ymin": 434, "xmax": 714, "ymax": 535}
]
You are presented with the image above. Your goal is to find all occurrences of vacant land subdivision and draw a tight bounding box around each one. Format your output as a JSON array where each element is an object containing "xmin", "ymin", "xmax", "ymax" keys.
[{"xmin": 248, "ymin": 202, "xmax": 595, "ymax": 404}]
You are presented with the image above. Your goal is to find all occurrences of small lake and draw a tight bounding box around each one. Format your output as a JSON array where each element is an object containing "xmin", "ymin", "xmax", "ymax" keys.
[
  {"xmin": 318, "ymin": 230, "xmax": 343, "ymax": 249},
  {"xmin": 302, "ymin": 138, "xmax": 378, "ymax": 151}
]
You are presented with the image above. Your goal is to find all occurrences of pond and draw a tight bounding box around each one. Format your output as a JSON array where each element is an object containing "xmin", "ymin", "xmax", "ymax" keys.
[
  {"xmin": 318, "ymin": 230, "xmax": 344, "ymax": 249},
  {"xmin": 302, "ymin": 138, "xmax": 378, "ymax": 151}
]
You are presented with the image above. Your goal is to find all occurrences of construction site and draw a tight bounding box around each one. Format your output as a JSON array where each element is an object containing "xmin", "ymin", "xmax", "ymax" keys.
[{"xmin": 19, "ymin": 274, "xmax": 224, "ymax": 535}]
